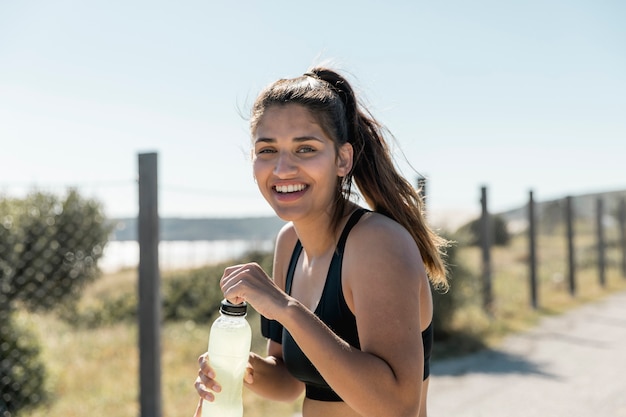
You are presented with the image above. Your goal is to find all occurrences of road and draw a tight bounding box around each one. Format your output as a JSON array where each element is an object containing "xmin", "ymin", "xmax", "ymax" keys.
[{"xmin": 428, "ymin": 290, "xmax": 626, "ymax": 417}]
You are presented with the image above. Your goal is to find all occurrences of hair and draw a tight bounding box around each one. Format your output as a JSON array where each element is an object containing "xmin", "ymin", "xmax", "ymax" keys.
[{"xmin": 250, "ymin": 67, "xmax": 449, "ymax": 287}]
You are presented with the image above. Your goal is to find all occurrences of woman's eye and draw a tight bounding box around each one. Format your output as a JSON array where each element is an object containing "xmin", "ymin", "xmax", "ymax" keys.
[
  {"xmin": 256, "ymin": 148, "xmax": 276, "ymax": 155},
  {"xmin": 297, "ymin": 146, "xmax": 316, "ymax": 154}
]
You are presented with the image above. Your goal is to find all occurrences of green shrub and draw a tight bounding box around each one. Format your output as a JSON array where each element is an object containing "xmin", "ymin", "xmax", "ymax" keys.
[
  {"xmin": 457, "ymin": 214, "xmax": 511, "ymax": 247},
  {"xmin": 62, "ymin": 250, "xmax": 275, "ymax": 327},
  {"xmin": 162, "ymin": 250, "xmax": 274, "ymax": 323},
  {"xmin": 0, "ymin": 190, "xmax": 111, "ymax": 313},
  {"xmin": 433, "ymin": 234, "xmax": 480, "ymax": 341},
  {"xmin": 0, "ymin": 311, "xmax": 48, "ymax": 417},
  {"xmin": 58, "ymin": 290, "xmax": 137, "ymax": 328}
]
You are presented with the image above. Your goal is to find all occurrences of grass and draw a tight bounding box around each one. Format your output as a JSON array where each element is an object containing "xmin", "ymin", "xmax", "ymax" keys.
[
  {"xmin": 19, "ymin": 225, "xmax": 626, "ymax": 417},
  {"xmin": 451, "ymin": 226, "xmax": 626, "ymax": 349}
]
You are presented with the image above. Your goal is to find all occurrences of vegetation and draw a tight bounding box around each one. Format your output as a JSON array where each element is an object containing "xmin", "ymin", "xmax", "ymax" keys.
[
  {"xmin": 456, "ymin": 214, "xmax": 511, "ymax": 247},
  {"xmin": 17, "ymin": 227, "xmax": 625, "ymax": 417},
  {"xmin": 0, "ymin": 190, "xmax": 111, "ymax": 416},
  {"xmin": 4, "ymin": 186, "xmax": 626, "ymax": 416}
]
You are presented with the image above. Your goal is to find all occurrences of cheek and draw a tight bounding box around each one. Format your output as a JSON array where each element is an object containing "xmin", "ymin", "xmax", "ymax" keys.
[{"xmin": 252, "ymin": 159, "xmax": 270, "ymax": 187}]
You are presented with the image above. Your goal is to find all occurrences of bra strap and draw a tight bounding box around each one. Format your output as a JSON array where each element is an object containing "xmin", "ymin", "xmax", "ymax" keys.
[{"xmin": 284, "ymin": 207, "xmax": 369, "ymax": 294}]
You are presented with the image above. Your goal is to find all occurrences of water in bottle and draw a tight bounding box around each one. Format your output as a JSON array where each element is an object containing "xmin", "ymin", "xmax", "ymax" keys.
[{"xmin": 202, "ymin": 299, "xmax": 252, "ymax": 417}]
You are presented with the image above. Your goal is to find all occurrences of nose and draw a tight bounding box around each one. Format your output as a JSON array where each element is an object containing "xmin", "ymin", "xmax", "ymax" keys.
[{"xmin": 273, "ymin": 151, "xmax": 297, "ymax": 177}]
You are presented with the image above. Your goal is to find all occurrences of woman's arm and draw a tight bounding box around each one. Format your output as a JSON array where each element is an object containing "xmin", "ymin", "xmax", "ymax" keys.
[{"xmin": 243, "ymin": 223, "xmax": 304, "ymax": 402}]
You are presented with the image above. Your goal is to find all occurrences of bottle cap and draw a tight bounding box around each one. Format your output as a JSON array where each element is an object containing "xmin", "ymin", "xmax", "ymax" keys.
[{"xmin": 220, "ymin": 299, "xmax": 248, "ymax": 316}]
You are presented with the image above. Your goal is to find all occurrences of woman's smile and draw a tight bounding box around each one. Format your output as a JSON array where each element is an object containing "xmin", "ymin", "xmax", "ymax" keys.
[{"xmin": 273, "ymin": 183, "xmax": 309, "ymax": 202}]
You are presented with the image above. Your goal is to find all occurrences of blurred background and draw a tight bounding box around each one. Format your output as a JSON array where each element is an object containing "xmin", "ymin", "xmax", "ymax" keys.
[{"xmin": 1, "ymin": 1, "xmax": 625, "ymax": 416}]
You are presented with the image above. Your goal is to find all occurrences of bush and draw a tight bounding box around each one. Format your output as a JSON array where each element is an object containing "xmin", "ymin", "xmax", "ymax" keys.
[
  {"xmin": 457, "ymin": 214, "xmax": 511, "ymax": 247},
  {"xmin": 58, "ymin": 290, "xmax": 137, "ymax": 328},
  {"xmin": 0, "ymin": 311, "xmax": 48, "ymax": 417},
  {"xmin": 163, "ymin": 250, "xmax": 274, "ymax": 323},
  {"xmin": 432, "ymin": 234, "xmax": 486, "ymax": 355},
  {"xmin": 0, "ymin": 190, "xmax": 112, "ymax": 313},
  {"xmin": 62, "ymin": 250, "xmax": 275, "ymax": 327}
]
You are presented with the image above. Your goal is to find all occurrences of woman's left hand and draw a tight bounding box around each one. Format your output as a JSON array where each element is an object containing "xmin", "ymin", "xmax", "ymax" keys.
[{"xmin": 220, "ymin": 262, "xmax": 289, "ymax": 320}]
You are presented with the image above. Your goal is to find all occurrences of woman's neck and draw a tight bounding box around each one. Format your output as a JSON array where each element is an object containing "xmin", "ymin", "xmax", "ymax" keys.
[{"xmin": 292, "ymin": 203, "xmax": 357, "ymax": 258}]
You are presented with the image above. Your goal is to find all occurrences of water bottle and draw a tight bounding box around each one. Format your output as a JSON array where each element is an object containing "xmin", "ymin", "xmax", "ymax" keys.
[{"xmin": 202, "ymin": 299, "xmax": 252, "ymax": 417}]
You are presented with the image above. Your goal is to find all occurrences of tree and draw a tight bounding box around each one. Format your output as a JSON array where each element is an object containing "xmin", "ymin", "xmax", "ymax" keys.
[{"xmin": 0, "ymin": 189, "xmax": 111, "ymax": 312}]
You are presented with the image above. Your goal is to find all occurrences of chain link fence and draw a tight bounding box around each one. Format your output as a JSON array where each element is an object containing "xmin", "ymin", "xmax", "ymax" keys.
[{"xmin": 1, "ymin": 189, "xmax": 110, "ymax": 416}]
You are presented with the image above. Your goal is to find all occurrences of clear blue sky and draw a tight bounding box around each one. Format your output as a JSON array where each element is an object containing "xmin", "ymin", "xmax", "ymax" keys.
[{"xmin": 1, "ymin": 1, "xmax": 624, "ymax": 228}]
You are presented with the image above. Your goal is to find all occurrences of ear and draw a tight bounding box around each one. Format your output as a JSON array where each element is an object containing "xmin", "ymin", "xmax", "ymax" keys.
[{"xmin": 336, "ymin": 142, "xmax": 353, "ymax": 177}]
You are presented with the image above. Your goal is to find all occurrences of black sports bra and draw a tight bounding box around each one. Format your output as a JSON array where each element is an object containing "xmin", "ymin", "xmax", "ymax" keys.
[{"xmin": 261, "ymin": 208, "xmax": 433, "ymax": 401}]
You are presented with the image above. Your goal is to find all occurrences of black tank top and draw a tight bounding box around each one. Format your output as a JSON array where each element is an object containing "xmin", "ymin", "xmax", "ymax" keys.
[{"xmin": 261, "ymin": 208, "xmax": 433, "ymax": 401}]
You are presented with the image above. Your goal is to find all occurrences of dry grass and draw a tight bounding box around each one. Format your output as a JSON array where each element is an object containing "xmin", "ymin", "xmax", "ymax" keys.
[
  {"xmin": 454, "ymin": 227, "xmax": 626, "ymax": 348},
  {"xmin": 21, "ymin": 309, "xmax": 302, "ymax": 417},
  {"xmin": 21, "ymin": 225, "xmax": 626, "ymax": 417}
]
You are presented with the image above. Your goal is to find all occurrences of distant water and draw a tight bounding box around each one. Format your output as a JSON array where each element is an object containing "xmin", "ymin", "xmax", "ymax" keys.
[{"xmin": 99, "ymin": 240, "xmax": 274, "ymax": 273}]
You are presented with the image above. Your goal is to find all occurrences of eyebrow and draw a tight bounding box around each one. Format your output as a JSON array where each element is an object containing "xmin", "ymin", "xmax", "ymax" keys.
[{"xmin": 254, "ymin": 136, "xmax": 324, "ymax": 144}]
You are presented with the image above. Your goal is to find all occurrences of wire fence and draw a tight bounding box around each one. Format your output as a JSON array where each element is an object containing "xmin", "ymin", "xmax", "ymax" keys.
[{"xmin": 1, "ymin": 156, "xmax": 626, "ymax": 417}]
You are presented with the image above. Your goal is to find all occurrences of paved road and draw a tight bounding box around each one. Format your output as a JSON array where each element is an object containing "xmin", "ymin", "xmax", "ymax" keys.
[{"xmin": 428, "ymin": 290, "xmax": 626, "ymax": 417}]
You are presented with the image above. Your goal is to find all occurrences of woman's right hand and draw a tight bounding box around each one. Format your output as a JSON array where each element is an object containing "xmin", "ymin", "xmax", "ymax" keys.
[
  {"xmin": 193, "ymin": 352, "xmax": 255, "ymax": 416},
  {"xmin": 194, "ymin": 353, "xmax": 221, "ymax": 403}
]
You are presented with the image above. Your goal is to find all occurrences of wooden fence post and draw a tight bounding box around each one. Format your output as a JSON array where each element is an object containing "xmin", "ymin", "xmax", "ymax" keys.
[
  {"xmin": 596, "ymin": 198, "xmax": 606, "ymax": 287},
  {"xmin": 618, "ymin": 198, "xmax": 626, "ymax": 278},
  {"xmin": 528, "ymin": 190, "xmax": 538, "ymax": 309},
  {"xmin": 565, "ymin": 196, "xmax": 576, "ymax": 296},
  {"xmin": 138, "ymin": 152, "xmax": 162, "ymax": 417},
  {"xmin": 480, "ymin": 186, "xmax": 493, "ymax": 315}
]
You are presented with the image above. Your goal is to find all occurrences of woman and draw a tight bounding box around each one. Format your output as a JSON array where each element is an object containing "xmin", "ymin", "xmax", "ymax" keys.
[{"xmin": 194, "ymin": 67, "xmax": 448, "ymax": 417}]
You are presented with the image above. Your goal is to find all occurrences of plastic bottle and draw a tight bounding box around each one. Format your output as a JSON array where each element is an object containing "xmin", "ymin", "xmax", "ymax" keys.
[{"xmin": 202, "ymin": 299, "xmax": 252, "ymax": 417}]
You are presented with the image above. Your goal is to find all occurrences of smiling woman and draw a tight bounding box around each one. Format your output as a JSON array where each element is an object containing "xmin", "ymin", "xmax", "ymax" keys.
[{"xmin": 194, "ymin": 67, "xmax": 449, "ymax": 417}]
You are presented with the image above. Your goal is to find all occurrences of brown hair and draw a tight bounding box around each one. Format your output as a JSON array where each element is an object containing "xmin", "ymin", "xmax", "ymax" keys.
[{"xmin": 250, "ymin": 67, "xmax": 448, "ymax": 286}]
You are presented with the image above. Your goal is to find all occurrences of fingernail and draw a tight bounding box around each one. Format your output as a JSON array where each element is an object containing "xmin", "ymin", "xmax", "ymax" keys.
[{"xmin": 213, "ymin": 384, "xmax": 221, "ymax": 393}]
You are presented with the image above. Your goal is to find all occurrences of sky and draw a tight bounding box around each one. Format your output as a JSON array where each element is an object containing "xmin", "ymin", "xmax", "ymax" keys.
[{"xmin": 1, "ymin": 0, "xmax": 625, "ymax": 229}]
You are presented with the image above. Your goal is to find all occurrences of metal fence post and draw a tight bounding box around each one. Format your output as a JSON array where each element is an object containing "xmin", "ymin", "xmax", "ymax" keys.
[{"xmin": 138, "ymin": 152, "xmax": 162, "ymax": 417}]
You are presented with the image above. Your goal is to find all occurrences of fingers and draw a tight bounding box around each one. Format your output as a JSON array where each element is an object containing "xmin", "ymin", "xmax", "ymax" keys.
[
  {"xmin": 244, "ymin": 361, "xmax": 254, "ymax": 385},
  {"xmin": 221, "ymin": 264, "xmax": 255, "ymax": 304},
  {"xmin": 195, "ymin": 353, "xmax": 221, "ymax": 402},
  {"xmin": 198, "ymin": 353, "xmax": 215, "ymax": 379}
]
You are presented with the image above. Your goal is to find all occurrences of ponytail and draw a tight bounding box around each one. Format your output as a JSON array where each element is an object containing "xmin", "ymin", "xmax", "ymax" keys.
[{"xmin": 308, "ymin": 68, "xmax": 449, "ymax": 287}]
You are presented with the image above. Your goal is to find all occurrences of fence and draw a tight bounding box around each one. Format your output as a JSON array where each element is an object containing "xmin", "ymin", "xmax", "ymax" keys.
[
  {"xmin": 476, "ymin": 185, "xmax": 626, "ymax": 314},
  {"xmin": 2, "ymin": 152, "xmax": 626, "ymax": 417}
]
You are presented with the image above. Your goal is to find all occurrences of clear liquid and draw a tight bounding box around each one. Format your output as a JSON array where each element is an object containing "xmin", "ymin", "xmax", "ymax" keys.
[{"xmin": 201, "ymin": 315, "xmax": 251, "ymax": 417}]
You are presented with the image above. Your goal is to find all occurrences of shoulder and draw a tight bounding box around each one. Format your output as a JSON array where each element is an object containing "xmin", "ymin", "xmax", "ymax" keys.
[
  {"xmin": 349, "ymin": 211, "xmax": 419, "ymax": 256},
  {"xmin": 343, "ymin": 211, "xmax": 426, "ymax": 286},
  {"xmin": 275, "ymin": 221, "xmax": 298, "ymax": 252}
]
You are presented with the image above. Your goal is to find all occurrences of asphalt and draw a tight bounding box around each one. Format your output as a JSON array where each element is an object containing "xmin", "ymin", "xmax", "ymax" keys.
[{"xmin": 428, "ymin": 290, "xmax": 626, "ymax": 417}]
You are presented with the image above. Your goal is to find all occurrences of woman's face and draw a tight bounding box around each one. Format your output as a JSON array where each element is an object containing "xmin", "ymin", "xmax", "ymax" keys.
[{"xmin": 252, "ymin": 104, "xmax": 352, "ymax": 223}]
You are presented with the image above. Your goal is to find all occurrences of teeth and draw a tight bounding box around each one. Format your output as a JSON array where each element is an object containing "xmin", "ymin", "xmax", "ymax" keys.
[{"xmin": 276, "ymin": 184, "xmax": 306, "ymax": 193}]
